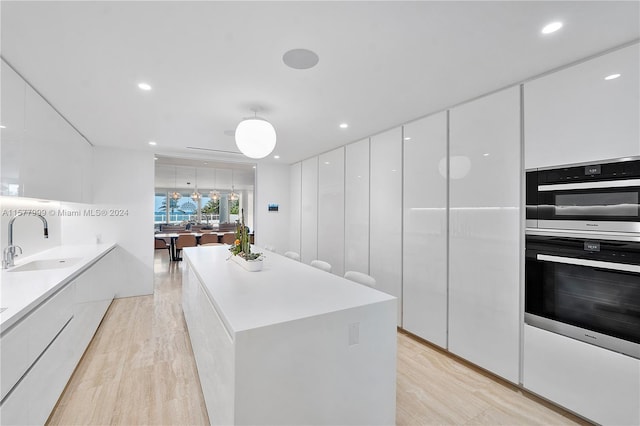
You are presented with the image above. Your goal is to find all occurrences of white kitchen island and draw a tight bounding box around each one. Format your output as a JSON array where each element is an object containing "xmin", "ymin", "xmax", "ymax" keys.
[{"xmin": 182, "ymin": 245, "xmax": 397, "ymax": 426}]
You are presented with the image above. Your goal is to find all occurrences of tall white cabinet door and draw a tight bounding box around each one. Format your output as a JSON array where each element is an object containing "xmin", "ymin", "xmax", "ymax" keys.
[
  {"xmin": 1, "ymin": 61, "xmax": 25, "ymax": 196},
  {"xmin": 289, "ymin": 162, "xmax": 302, "ymax": 255},
  {"xmin": 525, "ymin": 44, "xmax": 639, "ymax": 169},
  {"xmin": 370, "ymin": 127, "xmax": 403, "ymax": 325},
  {"xmin": 345, "ymin": 139, "xmax": 370, "ymax": 275},
  {"xmin": 402, "ymin": 112, "xmax": 448, "ymax": 348},
  {"xmin": 22, "ymin": 85, "xmax": 84, "ymax": 202},
  {"xmin": 317, "ymin": 148, "xmax": 345, "ymax": 275},
  {"xmin": 300, "ymin": 157, "xmax": 318, "ymax": 263},
  {"xmin": 449, "ymin": 86, "xmax": 521, "ymax": 383}
]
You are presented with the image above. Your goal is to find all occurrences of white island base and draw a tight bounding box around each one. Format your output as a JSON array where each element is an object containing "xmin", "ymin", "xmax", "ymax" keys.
[{"xmin": 182, "ymin": 246, "xmax": 397, "ymax": 425}]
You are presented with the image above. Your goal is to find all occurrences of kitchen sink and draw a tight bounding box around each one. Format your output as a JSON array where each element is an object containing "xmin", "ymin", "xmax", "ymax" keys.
[{"xmin": 9, "ymin": 258, "xmax": 81, "ymax": 273}]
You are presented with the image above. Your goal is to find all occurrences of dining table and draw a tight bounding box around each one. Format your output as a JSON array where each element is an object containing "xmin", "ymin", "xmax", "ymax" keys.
[{"xmin": 155, "ymin": 232, "xmax": 226, "ymax": 261}]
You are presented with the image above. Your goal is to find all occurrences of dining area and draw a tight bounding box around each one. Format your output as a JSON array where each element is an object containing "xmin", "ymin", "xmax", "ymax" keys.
[{"xmin": 154, "ymin": 229, "xmax": 254, "ymax": 261}]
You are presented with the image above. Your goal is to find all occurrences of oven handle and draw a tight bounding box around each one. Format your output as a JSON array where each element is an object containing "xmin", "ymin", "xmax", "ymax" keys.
[
  {"xmin": 538, "ymin": 179, "xmax": 640, "ymax": 192},
  {"xmin": 537, "ymin": 254, "xmax": 640, "ymax": 273}
]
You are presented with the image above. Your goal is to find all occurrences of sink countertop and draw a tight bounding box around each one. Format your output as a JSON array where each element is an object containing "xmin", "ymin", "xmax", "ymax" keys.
[{"xmin": 0, "ymin": 243, "xmax": 116, "ymax": 333}]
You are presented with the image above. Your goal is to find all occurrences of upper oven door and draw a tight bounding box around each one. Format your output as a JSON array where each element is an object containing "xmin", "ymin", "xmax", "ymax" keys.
[{"xmin": 527, "ymin": 159, "xmax": 640, "ymax": 232}]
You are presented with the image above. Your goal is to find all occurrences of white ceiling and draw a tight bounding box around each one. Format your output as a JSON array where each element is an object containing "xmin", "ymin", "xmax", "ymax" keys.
[{"xmin": 1, "ymin": 1, "xmax": 639, "ymax": 165}]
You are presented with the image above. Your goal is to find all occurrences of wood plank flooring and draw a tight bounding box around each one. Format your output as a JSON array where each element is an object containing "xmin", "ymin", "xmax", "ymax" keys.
[{"xmin": 48, "ymin": 251, "xmax": 589, "ymax": 425}]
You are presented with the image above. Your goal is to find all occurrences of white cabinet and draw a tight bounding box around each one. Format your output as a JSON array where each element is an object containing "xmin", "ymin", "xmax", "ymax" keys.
[
  {"xmin": 524, "ymin": 325, "xmax": 640, "ymax": 425},
  {"xmin": 1, "ymin": 61, "xmax": 26, "ymax": 196},
  {"xmin": 0, "ymin": 59, "xmax": 92, "ymax": 202},
  {"xmin": 370, "ymin": 127, "xmax": 403, "ymax": 325},
  {"xmin": 0, "ymin": 283, "xmax": 74, "ymax": 401},
  {"xmin": 448, "ymin": 86, "xmax": 521, "ymax": 383},
  {"xmin": 73, "ymin": 249, "xmax": 117, "ymax": 353},
  {"xmin": 0, "ymin": 284, "xmax": 76, "ymax": 425},
  {"xmin": 300, "ymin": 157, "xmax": 318, "ymax": 262},
  {"xmin": 317, "ymin": 148, "xmax": 345, "ymax": 275},
  {"xmin": 345, "ymin": 138, "xmax": 370, "ymax": 275},
  {"xmin": 525, "ymin": 44, "xmax": 640, "ymax": 169},
  {"xmin": 0, "ymin": 249, "xmax": 115, "ymax": 425},
  {"xmin": 22, "ymin": 85, "xmax": 86, "ymax": 202},
  {"xmin": 402, "ymin": 112, "xmax": 448, "ymax": 348},
  {"xmin": 288, "ymin": 162, "xmax": 302, "ymax": 255}
]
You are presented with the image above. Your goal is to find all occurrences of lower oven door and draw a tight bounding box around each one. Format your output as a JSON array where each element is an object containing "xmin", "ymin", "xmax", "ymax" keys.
[{"xmin": 525, "ymin": 235, "xmax": 640, "ymax": 359}]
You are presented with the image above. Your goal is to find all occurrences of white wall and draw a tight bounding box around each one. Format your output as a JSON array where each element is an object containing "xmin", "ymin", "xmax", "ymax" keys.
[
  {"xmin": 255, "ymin": 162, "xmax": 291, "ymax": 254},
  {"xmin": 61, "ymin": 146, "xmax": 155, "ymax": 297}
]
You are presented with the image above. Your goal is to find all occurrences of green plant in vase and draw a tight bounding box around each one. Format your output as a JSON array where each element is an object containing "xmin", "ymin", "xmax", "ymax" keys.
[{"xmin": 229, "ymin": 208, "xmax": 261, "ymax": 261}]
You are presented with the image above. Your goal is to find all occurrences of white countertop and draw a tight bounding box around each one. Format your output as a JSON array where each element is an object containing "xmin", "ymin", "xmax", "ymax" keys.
[
  {"xmin": 184, "ymin": 245, "xmax": 396, "ymax": 335},
  {"xmin": 0, "ymin": 243, "xmax": 116, "ymax": 332}
]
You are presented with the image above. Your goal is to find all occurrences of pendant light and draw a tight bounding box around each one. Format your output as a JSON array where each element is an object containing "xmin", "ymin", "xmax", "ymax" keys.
[
  {"xmin": 170, "ymin": 166, "xmax": 182, "ymax": 200},
  {"xmin": 209, "ymin": 168, "xmax": 220, "ymax": 201},
  {"xmin": 229, "ymin": 169, "xmax": 239, "ymax": 201},
  {"xmin": 191, "ymin": 168, "xmax": 202, "ymax": 201},
  {"xmin": 234, "ymin": 109, "xmax": 276, "ymax": 159}
]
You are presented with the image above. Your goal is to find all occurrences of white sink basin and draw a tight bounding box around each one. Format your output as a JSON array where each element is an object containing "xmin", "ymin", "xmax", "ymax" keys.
[{"xmin": 9, "ymin": 258, "xmax": 81, "ymax": 273}]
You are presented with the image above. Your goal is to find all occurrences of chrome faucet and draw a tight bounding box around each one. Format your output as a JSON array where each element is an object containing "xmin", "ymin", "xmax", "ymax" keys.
[{"xmin": 2, "ymin": 213, "xmax": 49, "ymax": 269}]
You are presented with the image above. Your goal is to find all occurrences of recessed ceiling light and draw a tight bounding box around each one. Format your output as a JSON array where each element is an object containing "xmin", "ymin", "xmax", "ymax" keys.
[
  {"xmin": 339, "ymin": 123, "xmax": 349, "ymax": 129},
  {"xmin": 283, "ymin": 49, "xmax": 319, "ymax": 70},
  {"xmin": 541, "ymin": 21, "xmax": 563, "ymax": 34},
  {"xmin": 148, "ymin": 141, "xmax": 157, "ymax": 146},
  {"xmin": 274, "ymin": 155, "xmax": 280, "ymax": 159},
  {"xmin": 253, "ymin": 166, "xmax": 256, "ymax": 169},
  {"xmin": 391, "ymin": 169, "xmax": 397, "ymax": 172},
  {"xmin": 154, "ymin": 157, "xmax": 158, "ymax": 160},
  {"xmin": 404, "ymin": 137, "xmax": 411, "ymax": 141},
  {"xmin": 324, "ymin": 161, "xmax": 330, "ymax": 165},
  {"xmin": 138, "ymin": 82, "xmax": 152, "ymax": 91},
  {"xmin": 604, "ymin": 73, "xmax": 621, "ymax": 80},
  {"xmin": 483, "ymin": 153, "xmax": 490, "ymax": 157},
  {"xmin": 0, "ymin": 125, "xmax": 6, "ymax": 129}
]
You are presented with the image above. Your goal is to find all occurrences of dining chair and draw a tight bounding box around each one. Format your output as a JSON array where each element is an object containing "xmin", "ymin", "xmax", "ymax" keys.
[
  {"xmin": 154, "ymin": 238, "xmax": 170, "ymax": 257},
  {"xmin": 284, "ymin": 251, "xmax": 301, "ymax": 261},
  {"xmin": 199, "ymin": 233, "xmax": 220, "ymax": 245},
  {"xmin": 221, "ymin": 233, "xmax": 237, "ymax": 245},
  {"xmin": 175, "ymin": 234, "xmax": 197, "ymax": 260},
  {"xmin": 310, "ymin": 260, "xmax": 332, "ymax": 273},
  {"xmin": 344, "ymin": 271, "xmax": 376, "ymax": 288}
]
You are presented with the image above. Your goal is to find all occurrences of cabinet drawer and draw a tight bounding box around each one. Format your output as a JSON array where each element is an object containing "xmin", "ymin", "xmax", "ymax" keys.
[
  {"xmin": 0, "ymin": 283, "xmax": 74, "ymax": 401},
  {"xmin": 0, "ymin": 321, "xmax": 28, "ymax": 400},
  {"xmin": 26, "ymin": 284, "xmax": 74, "ymax": 362}
]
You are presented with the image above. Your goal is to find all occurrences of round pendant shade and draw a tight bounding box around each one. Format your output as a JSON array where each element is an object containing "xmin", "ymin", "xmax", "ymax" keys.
[{"xmin": 235, "ymin": 117, "xmax": 276, "ymax": 159}]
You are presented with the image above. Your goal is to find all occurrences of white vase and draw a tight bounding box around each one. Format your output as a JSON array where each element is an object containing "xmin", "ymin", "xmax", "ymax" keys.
[{"xmin": 230, "ymin": 254, "xmax": 263, "ymax": 272}]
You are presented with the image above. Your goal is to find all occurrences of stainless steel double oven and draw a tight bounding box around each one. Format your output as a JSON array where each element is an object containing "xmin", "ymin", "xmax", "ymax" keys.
[{"xmin": 525, "ymin": 157, "xmax": 640, "ymax": 359}]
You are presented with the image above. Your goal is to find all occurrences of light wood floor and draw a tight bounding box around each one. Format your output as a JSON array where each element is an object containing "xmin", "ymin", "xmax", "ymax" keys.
[{"xmin": 48, "ymin": 252, "xmax": 589, "ymax": 425}]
